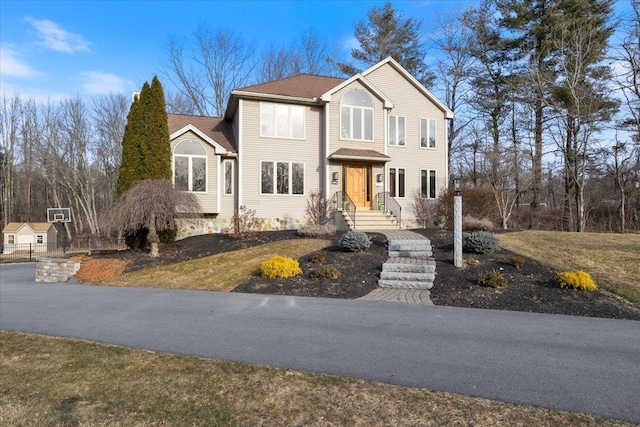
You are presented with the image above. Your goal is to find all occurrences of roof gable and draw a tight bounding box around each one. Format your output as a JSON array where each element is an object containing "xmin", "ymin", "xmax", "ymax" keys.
[
  {"xmin": 168, "ymin": 114, "xmax": 236, "ymax": 153},
  {"xmin": 3, "ymin": 222, "xmax": 56, "ymax": 233},
  {"xmin": 320, "ymin": 74, "xmax": 394, "ymax": 108},
  {"xmin": 361, "ymin": 57, "xmax": 454, "ymax": 119}
]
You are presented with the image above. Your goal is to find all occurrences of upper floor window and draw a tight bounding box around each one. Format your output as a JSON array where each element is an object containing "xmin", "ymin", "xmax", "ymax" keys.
[
  {"xmin": 341, "ymin": 89, "xmax": 373, "ymax": 141},
  {"xmin": 389, "ymin": 115, "xmax": 405, "ymax": 146},
  {"xmin": 174, "ymin": 140, "xmax": 206, "ymax": 192},
  {"xmin": 421, "ymin": 118, "xmax": 436, "ymax": 148},
  {"xmin": 260, "ymin": 103, "xmax": 305, "ymax": 139}
]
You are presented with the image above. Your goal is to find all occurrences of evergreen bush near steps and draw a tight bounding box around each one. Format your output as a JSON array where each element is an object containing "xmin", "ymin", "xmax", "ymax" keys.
[
  {"xmin": 463, "ymin": 231, "xmax": 500, "ymax": 254},
  {"xmin": 339, "ymin": 230, "xmax": 372, "ymax": 252}
]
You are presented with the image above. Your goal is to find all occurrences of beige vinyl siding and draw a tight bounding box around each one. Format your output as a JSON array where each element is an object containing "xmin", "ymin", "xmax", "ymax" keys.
[
  {"xmin": 365, "ymin": 63, "xmax": 449, "ymax": 219},
  {"xmin": 328, "ymin": 82, "xmax": 385, "ymax": 155},
  {"xmin": 170, "ymin": 131, "xmax": 218, "ymax": 214},
  {"xmin": 240, "ymin": 99, "xmax": 323, "ymax": 220}
]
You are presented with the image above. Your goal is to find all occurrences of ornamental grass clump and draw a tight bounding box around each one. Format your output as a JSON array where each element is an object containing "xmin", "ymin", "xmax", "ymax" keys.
[
  {"xmin": 557, "ymin": 270, "xmax": 598, "ymax": 292},
  {"xmin": 463, "ymin": 231, "xmax": 500, "ymax": 254},
  {"xmin": 339, "ymin": 230, "xmax": 372, "ymax": 252},
  {"xmin": 477, "ymin": 269, "xmax": 507, "ymax": 288},
  {"xmin": 260, "ymin": 255, "xmax": 302, "ymax": 279},
  {"xmin": 311, "ymin": 265, "xmax": 341, "ymax": 280}
]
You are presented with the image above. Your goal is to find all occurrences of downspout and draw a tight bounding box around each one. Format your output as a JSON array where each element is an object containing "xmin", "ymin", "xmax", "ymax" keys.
[
  {"xmin": 324, "ymin": 102, "xmax": 331, "ymax": 199},
  {"xmin": 237, "ymin": 99, "xmax": 243, "ymax": 210}
]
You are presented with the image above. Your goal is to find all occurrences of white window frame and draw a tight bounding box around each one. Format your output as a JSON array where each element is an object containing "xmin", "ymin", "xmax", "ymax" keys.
[
  {"xmin": 389, "ymin": 167, "xmax": 406, "ymax": 199},
  {"xmin": 340, "ymin": 90, "xmax": 374, "ymax": 142},
  {"xmin": 173, "ymin": 140, "xmax": 208, "ymax": 193},
  {"xmin": 388, "ymin": 115, "xmax": 406, "ymax": 146},
  {"xmin": 223, "ymin": 160, "xmax": 234, "ymax": 196},
  {"xmin": 8, "ymin": 235, "xmax": 14, "ymax": 244},
  {"xmin": 420, "ymin": 118, "xmax": 437, "ymax": 149},
  {"xmin": 420, "ymin": 169, "xmax": 437, "ymax": 199},
  {"xmin": 260, "ymin": 102, "xmax": 306, "ymax": 140},
  {"xmin": 36, "ymin": 235, "xmax": 43, "ymax": 244},
  {"xmin": 260, "ymin": 161, "xmax": 305, "ymax": 196}
]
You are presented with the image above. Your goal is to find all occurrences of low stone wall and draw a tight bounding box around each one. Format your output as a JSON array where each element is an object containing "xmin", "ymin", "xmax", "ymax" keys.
[
  {"xmin": 35, "ymin": 258, "xmax": 81, "ymax": 283},
  {"xmin": 175, "ymin": 217, "xmax": 305, "ymax": 240}
]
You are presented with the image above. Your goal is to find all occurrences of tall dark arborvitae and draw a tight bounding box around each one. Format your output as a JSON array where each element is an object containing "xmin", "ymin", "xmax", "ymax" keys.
[
  {"xmin": 117, "ymin": 77, "xmax": 170, "ymax": 196},
  {"xmin": 141, "ymin": 76, "xmax": 171, "ymax": 181}
]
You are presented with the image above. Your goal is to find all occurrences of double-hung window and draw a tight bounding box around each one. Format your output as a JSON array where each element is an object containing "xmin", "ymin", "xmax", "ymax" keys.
[
  {"xmin": 260, "ymin": 103, "xmax": 305, "ymax": 139},
  {"xmin": 420, "ymin": 118, "xmax": 437, "ymax": 148},
  {"xmin": 174, "ymin": 140, "xmax": 207, "ymax": 192},
  {"xmin": 389, "ymin": 167, "xmax": 406, "ymax": 198},
  {"xmin": 261, "ymin": 161, "xmax": 304, "ymax": 195},
  {"xmin": 388, "ymin": 115, "xmax": 405, "ymax": 146},
  {"xmin": 340, "ymin": 90, "xmax": 373, "ymax": 141},
  {"xmin": 421, "ymin": 170, "xmax": 437, "ymax": 199}
]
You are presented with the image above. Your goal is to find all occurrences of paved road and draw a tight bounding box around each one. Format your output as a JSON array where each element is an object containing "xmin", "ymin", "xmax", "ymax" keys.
[{"xmin": 1, "ymin": 263, "xmax": 639, "ymax": 423}]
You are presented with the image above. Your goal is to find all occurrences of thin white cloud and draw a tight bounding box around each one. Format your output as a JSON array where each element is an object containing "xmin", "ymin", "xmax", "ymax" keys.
[
  {"xmin": 341, "ymin": 35, "xmax": 359, "ymax": 52},
  {"xmin": 0, "ymin": 45, "xmax": 44, "ymax": 78},
  {"xmin": 80, "ymin": 71, "xmax": 130, "ymax": 94},
  {"xmin": 27, "ymin": 17, "xmax": 90, "ymax": 53}
]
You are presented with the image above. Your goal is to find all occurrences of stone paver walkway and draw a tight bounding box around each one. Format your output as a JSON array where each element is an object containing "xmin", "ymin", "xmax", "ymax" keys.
[
  {"xmin": 359, "ymin": 229, "xmax": 435, "ymax": 305},
  {"xmin": 357, "ymin": 287, "xmax": 433, "ymax": 305}
]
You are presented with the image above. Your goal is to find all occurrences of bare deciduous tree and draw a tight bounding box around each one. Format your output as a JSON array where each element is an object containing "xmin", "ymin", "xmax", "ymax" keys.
[
  {"xmin": 162, "ymin": 27, "xmax": 256, "ymax": 117},
  {"xmin": 103, "ymin": 179, "xmax": 201, "ymax": 257}
]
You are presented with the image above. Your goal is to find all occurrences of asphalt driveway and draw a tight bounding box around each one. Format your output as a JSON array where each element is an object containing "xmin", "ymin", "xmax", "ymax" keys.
[{"xmin": 1, "ymin": 263, "xmax": 639, "ymax": 423}]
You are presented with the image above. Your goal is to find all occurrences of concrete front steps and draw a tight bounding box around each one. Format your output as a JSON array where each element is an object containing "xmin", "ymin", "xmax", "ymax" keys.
[
  {"xmin": 378, "ymin": 232, "xmax": 436, "ymax": 290},
  {"xmin": 342, "ymin": 210, "xmax": 401, "ymax": 231}
]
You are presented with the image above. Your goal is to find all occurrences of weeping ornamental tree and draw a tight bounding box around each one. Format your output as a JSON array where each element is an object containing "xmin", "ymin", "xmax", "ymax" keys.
[
  {"xmin": 116, "ymin": 76, "xmax": 173, "ymax": 247},
  {"xmin": 104, "ymin": 180, "xmax": 200, "ymax": 257}
]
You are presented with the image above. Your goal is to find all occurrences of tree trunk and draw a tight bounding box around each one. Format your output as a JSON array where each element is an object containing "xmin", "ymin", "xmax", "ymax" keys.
[{"xmin": 147, "ymin": 213, "xmax": 159, "ymax": 257}]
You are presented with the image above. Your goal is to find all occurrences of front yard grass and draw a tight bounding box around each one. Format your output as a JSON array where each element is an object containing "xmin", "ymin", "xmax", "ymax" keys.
[
  {"xmin": 0, "ymin": 331, "xmax": 633, "ymax": 426},
  {"xmin": 499, "ymin": 231, "xmax": 640, "ymax": 303},
  {"xmin": 102, "ymin": 239, "xmax": 330, "ymax": 291}
]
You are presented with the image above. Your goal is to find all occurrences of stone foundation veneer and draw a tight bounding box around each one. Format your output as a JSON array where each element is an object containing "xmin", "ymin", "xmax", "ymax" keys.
[
  {"xmin": 35, "ymin": 258, "xmax": 81, "ymax": 282},
  {"xmin": 175, "ymin": 217, "xmax": 306, "ymax": 240}
]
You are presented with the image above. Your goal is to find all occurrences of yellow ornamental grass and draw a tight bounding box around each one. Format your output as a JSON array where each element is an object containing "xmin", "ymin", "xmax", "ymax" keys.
[
  {"xmin": 557, "ymin": 270, "xmax": 598, "ymax": 292},
  {"xmin": 261, "ymin": 255, "xmax": 302, "ymax": 279}
]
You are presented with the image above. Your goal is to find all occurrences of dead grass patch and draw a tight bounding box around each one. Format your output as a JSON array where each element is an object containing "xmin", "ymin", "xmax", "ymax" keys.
[
  {"xmin": 499, "ymin": 231, "xmax": 640, "ymax": 303},
  {"xmin": 103, "ymin": 239, "xmax": 330, "ymax": 291},
  {"xmin": 0, "ymin": 331, "xmax": 632, "ymax": 426},
  {"xmin": 74, "ymin": 259, "xmax": 130, "ymax": 284}
]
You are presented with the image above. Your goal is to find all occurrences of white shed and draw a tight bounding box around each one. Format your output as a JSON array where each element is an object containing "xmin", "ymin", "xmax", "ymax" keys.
[{"xmin": 2, "ymin": 222, "xmax": 58, "ymax": 254}]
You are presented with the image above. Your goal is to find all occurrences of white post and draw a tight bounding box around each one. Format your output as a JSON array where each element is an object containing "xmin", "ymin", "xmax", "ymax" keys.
[{"xmin": 453, "ymin": 178, "xmax": 463, "ymax": 268}]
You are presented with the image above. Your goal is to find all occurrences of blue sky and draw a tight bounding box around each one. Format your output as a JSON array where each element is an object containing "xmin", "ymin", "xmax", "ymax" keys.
[
  {"xmin": 1, "ymin": 0, "xmax": 636, "ymax": 104},
  {"xmin": 0, "ymin": 0, "xmax": 478, "ymax": 103}
]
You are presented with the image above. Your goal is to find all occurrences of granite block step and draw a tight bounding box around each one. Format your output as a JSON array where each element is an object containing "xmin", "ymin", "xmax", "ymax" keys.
[{"xmin": 378, "ymin": 279, "xmax": 434, "ymax": 289}]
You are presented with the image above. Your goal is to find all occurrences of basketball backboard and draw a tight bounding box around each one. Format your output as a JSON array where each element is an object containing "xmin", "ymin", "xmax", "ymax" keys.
[{"xmin": 47, "ymin": 208, "xmax": 72, "ymax": 223}]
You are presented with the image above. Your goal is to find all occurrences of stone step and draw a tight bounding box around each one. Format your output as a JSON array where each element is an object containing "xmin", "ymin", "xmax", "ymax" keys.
[
  {"xmin": 380, "ymin": 271, "xmax": 435, "ymax": 281},
  {"xmin": 389, "ymin": 250, "xmax": 433, "ymax": 258},
  {"xmin": 378, "ymin": 279, "xmax": 434, "ymax": 289},
  {"xmin": 383, "ymin": 262, "xmax": 435, "ymax": 274},
  {"xmin": 389, "ymin": 241, "xmax": 432, "ymax": 251}
]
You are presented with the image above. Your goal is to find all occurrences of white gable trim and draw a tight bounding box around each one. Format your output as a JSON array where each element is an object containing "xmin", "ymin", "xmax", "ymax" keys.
[
  {"xmin": 320, "ymin": 74, "xmax": 394, "ymax": 109},
  {"xmin": 362, "ymin": 57, "xmax": 454, "ymax": 119},
  {"xmin": 170, "ymin": 125, "xmax": 228, "ymax": 155}
]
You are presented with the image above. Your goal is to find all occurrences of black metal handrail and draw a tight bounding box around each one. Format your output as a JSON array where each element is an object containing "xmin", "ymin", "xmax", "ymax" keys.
[
  {"xmin": 332, "ymin": 191, "xmax": 356, "ymax": 227},
  {"xmin": 374, "ymin": 192, "xmax": 401, "ymax": 227}
]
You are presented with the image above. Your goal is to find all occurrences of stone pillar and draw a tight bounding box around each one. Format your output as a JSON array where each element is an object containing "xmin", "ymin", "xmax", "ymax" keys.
[{"xmin": 454, "ymin": 195, "xmax": 463, "ymax": 268}]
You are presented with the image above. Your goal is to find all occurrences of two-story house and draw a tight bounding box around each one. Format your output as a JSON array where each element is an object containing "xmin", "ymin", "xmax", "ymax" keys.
[{"xmin": 168, "ymin": 57, "xmax": 453, "ymax": 239}]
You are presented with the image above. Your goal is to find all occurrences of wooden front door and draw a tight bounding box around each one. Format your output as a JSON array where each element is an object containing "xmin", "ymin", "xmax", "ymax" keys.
[{"xmin": 345, "ymin": 165, "xmax": 372, "ymax": 208}]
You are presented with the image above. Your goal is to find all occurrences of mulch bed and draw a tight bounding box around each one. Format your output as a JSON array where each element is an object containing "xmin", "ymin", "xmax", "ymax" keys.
[{"xmin": 93, "ymin": 229, "xmax": 640, "ymax": 321}]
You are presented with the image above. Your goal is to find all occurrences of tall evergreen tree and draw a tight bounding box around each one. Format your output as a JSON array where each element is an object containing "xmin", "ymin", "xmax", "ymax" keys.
[
  {"xmin": 117, "ymin": 77, "xmax": 171, "ymax": 197},
  {"xmin": 339, "ymin": 2, "xmax": 434, "ymax": 87}
]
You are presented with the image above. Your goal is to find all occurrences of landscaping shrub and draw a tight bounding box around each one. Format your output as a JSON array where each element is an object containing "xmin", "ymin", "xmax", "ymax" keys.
[
  {"xmin": 297, "ymin": 224, "xmax": 336, "ymax": 237},
  {"xmin": 311, "ymin": 265, "xmax": 341, "ymax": 279},
  {"xmin": 412, "ymin": 190, "xmax": 438, "ymax": 228},
  {"xmin": 260, "ymin": 255, "xmax": 302, "ymax": 279},
  {"xmin": 339, "ymin": 230, "xmax": 372, "ymax": 252},
  {"xmin": 304, "ymin": 190, "xmax": 333, "ymax": 226},
  {"xmin": 477, "ymin": 269, "xmax": 507, "ymax": 288},
  {"xmin": 310, "ymin": 251, "xmax": 327, "ymax": 264},
  {"xmin": 510, "ymin": 256, "xmax": 525, "ymax": 269},
  {"xmin": 462, "ymin": 215, "xmax": 494, "ymax": 231},
  {"xmin": 463, "ymin": 231, "xmax": 500, "ymax": 254},
  {"xmin": 233, "ymin": 205, "xmax": 263, "ymax": 239},
  {"xmin": 436, "ymin": 185, "xmax": 499, "ymax": 228},
  {"xmin": 557, "ymin": 270, "xmax": 598, "ymax": 292}
]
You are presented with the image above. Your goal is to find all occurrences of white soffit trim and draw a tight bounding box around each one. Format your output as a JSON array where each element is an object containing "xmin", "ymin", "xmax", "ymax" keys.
[
  {"xmin": 170, "ymin": 125, "xmax": 228, "ymax": 155},
  {"xmin": 230, "ymin": 91, "xmax": 320, "ymax": 105},
  {"xmin": 362, "ymin": 57, "xmax": 454, "ymax": 119},
  {"xmin": 320, "ymin": 74, "xmax": 394, "ymax": 109}
]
